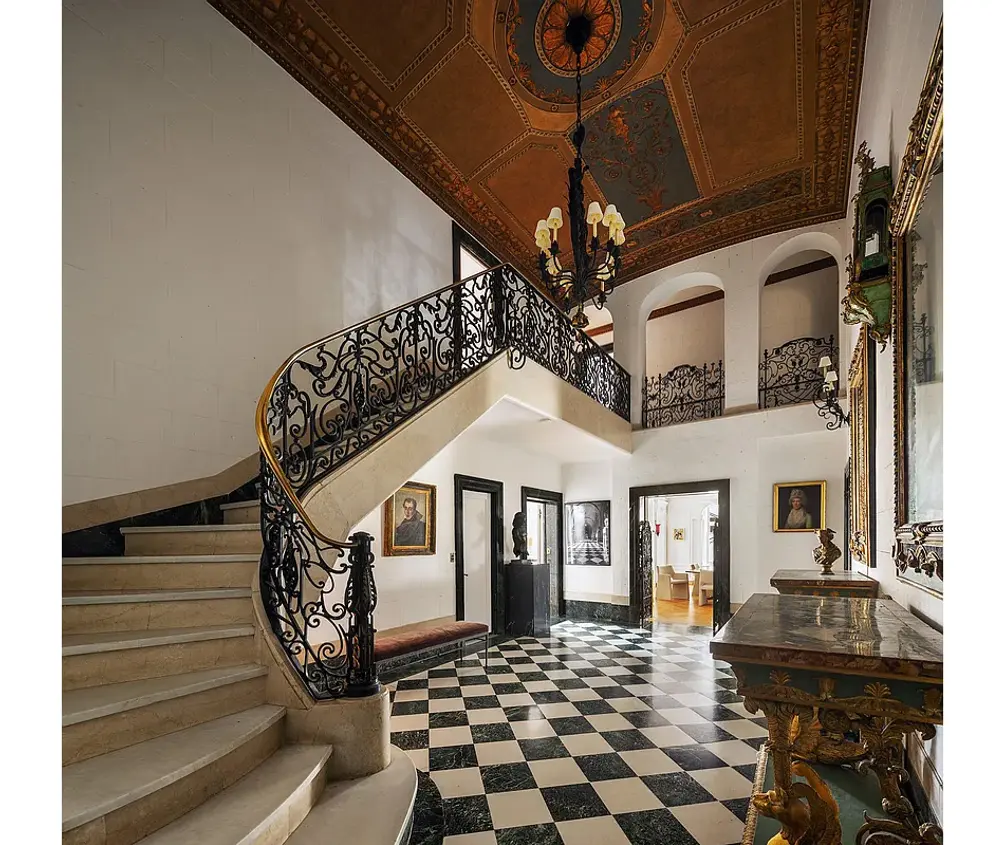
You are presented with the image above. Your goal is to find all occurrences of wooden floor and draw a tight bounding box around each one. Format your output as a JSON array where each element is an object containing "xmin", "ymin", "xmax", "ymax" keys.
[{"xmin": 654, "ymin": 598, "xmax": 713, "ymax": 626}]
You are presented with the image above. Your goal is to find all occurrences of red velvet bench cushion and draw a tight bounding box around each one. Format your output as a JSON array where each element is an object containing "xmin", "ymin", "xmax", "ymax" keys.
[{"xmin": 374, "ymin": 621, "xmax": 489, "ymax": 662}]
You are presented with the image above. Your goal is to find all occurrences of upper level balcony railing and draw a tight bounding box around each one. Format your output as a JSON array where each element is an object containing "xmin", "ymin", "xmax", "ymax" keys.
[
  {"xmin": 642, "ymin": 360, "xmax": 724, "ymax": 428},
  {"xmin": 256, "ymin": 265, "xmax": 630, "ymax": 700},
  {"xmin": 758, "ymin": 335, "xmax": 838, "ymax": 410}
]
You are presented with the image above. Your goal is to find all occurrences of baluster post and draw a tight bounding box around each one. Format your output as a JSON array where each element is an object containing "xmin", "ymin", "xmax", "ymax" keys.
[
  {"xmin": 453, "ymin": 282, "xmax": 464, "ymax": 380},
  {"xmin": 345, "ymin": 531, "xmax": 380, "ymax": 697}
]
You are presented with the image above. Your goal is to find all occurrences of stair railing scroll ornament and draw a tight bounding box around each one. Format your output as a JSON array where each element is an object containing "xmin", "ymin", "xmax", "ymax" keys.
[{"xmin": 256, "ymin": 265, "xmax": 630, "ymax": 700}]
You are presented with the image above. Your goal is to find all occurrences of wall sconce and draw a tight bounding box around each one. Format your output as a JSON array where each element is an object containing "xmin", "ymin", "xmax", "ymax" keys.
[{"xmin": 814, "ymin": 355, "xmax": 849, "ymax": 430}]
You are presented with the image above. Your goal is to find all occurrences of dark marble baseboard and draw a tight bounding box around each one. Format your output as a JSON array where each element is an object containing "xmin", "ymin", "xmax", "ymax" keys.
[
  {"xmin": 62, "ymin": 477, "xmax": 260, "ymax": 557},
  {"xmin": 563, "ymin": 600, "xmax": 633, "ymax": 625}
]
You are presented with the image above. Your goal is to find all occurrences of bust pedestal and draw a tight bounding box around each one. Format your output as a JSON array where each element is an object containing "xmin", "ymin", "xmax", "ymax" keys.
[{"xmin": 504, "ymin": 561, "xmax": 550, "ymax": 638}]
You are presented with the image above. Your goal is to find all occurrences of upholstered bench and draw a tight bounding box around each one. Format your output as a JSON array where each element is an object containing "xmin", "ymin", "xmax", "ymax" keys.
[{"xmin": 375, "ymin": 621, "xmax": 490, "ymax": 671}]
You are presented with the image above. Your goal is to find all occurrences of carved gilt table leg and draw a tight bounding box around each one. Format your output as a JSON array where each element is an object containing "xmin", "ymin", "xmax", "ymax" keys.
[
  {"xmin": 853, "ymin": 717, "xmax": 942, "ymax": 845},
  {"xmin": 748, "ymin": 699, "xmax": 842, "ymax": 845}
]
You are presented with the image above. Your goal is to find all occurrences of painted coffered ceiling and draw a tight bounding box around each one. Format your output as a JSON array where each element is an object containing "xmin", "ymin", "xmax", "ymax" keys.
[{"xmin": 208, "ymin": 0, "xmax": 869, "ymax": 284}]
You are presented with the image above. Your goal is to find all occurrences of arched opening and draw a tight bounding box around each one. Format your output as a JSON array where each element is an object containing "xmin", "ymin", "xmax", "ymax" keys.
[
  {"xmin": 758, "ymin": 248, "xmax": 840, "ymax": 409},
  {"xmin": 641, "ymin": 283, "xmax": 725, "ymax": 427},
  {"xmin": 582, "ymin": 304, "xmax": 614, "ymax": 355}
]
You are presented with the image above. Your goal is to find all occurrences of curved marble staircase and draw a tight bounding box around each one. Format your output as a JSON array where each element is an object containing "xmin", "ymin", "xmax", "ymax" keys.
[{"xmin": 62, "ymin": 500, "xmax": 416, "ymax": 845}]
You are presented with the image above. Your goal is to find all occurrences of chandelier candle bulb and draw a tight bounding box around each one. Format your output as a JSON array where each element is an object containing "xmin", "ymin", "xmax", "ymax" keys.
[{"xmin": 548, "ymin": 207, "xmax": 563, "ymax": 230}]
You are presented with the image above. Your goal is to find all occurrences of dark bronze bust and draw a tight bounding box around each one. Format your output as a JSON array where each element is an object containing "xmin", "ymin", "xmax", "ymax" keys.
[{"xmin": 512, "ymin": 512, "xmax": 528, "ymax": 561}]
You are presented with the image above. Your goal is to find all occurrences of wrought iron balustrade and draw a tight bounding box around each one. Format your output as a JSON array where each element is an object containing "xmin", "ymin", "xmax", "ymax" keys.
[
  {"xmin": 257, "ymin": 265, "xmax": 630, "ymax": 700},
  {"xmin": 758, "ymin": 335, "xmax": 838, "ymax": 409},
  {"xmin": 642, "ymin": 361, "xmax": 724, "ymax": 428}
]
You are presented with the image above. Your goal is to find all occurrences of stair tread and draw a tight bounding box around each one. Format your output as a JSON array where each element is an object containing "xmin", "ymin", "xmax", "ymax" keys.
[
  {"xmin": 286, "ymin": 747, "xmax": 416, "ymax": 845},
  {"xmin": 63, "ymin": 704, "xmax": 285, "ymax": 832},
  {"xmin": 219, "ymin": 500, "xmax": 258, "ymax": 511},
  {"xmin": 135, "ymin": 745, "xmax": 331, "ymax": 845},
  {"xmin": 63, "ymin": 554, "xmax": 259, "ymax": 565},
  {"xmin": 62, "ymin": 625, "xmax": 256, "ymax": 656},
  {"xmin": 63, "ymin": 664, "xmax": 267, "ymax": 726},
  {"xmin": 63, "ymin": 588, "xmax": 250, "ymax": 605},
  {"xmin": 120, "ymin": 524, "xmax": 258, "ymax": 534}
]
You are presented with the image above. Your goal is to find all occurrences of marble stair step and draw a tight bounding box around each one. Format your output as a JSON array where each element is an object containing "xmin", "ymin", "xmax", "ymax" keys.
[
  {"xmin": 121, "ymin": 524, "xmax": 262, "ymax": 556},
  {"xmin": 62, "ymin": 588, "xmax": 253, "ymax": 635},
  {"xmin": 285, "ymin": 747, "xmax": 417, "ymax": 845},
  {"xmin": 62, "ymin": 664, "xmax": 268, "ymax": 765},
  {"xmin": 62, "ymin": 554, "xmax": 259, "ymax": 592},
  {"xmin": 62, "ymin": 625, "xmax": 258, "ymax": 690},
  {"xmin": 135, "ymin": 745, "xmax": 331, "ymax": 845},
  {"xmin": 221, "ymin": 500, "xmax": 260, "ymax": 525},
  {"xmin": 63, "ymin": 705, "xmax": 285, "ymax": 844}
]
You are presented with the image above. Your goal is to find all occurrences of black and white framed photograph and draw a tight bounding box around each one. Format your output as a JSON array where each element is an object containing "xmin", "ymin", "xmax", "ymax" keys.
[{"xmin": 565, "ymin": 501, "xmax": 611, "ymax": 566}]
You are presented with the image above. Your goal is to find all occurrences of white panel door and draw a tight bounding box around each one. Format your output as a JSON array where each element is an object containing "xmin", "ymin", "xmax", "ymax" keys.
[{"xmin": 462, "ymin": 490, "xmax": 491, "ymax": 626}]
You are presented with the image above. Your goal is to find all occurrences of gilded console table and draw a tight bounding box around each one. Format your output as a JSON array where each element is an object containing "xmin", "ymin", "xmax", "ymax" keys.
[
  {"xmin": 710, "ymin": 594, "xmax": 942, "ymax": 845},
  {"xmin": 770, "ymin": 569, "xmax": 880, "ymax": 599}
]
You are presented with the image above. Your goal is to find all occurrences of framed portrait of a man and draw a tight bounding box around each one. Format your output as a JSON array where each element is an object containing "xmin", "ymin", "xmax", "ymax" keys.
[
  {"xmin": 383, "ymin": 481, "xmax": 437, "ymax": 556},
  {"xmin": 773, "ymin": 481, "xmax": 826, "ymax": 533}
]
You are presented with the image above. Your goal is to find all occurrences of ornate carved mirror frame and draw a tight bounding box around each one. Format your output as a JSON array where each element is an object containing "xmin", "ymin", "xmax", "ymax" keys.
[
  {"xmin": 848, "ymin": 331, "xmax": 874, "ymax": 567},
  {"xmin": 891, "ymin": 23, "xmax": 943, "ymax": 595}
]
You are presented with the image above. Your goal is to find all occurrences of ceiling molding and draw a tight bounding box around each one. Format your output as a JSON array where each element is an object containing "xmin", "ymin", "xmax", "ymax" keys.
[{"xmin": 206, "ymin": 0, "xmax": 869, "ymax": 286}]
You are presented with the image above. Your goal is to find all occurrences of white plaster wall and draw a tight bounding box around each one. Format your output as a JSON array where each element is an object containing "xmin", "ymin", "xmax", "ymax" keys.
[
  {"xmin": 563, "ymin": 403, "xmax": 845, "ymax": 605},
  {"xmin": 843, "ymin": 0, "xmax": 943, "ymax": 819},
  {"xmin": 62, "ymin": 0, "xmax": 453, "ymax": 505},
  {"xmin": 666, "ymin": 493, "xmax": 718, "ymax": 570},
  {"xmin": 350, "ymin": 427, "xmax": 562, "ymax": 631},
  {"xmin": 760, "ymin": 265, "xmax": 840, "ymax": 354},
  {"xmin": 645, "ymin": 299, "xmax": 725, "ymax": 377}
]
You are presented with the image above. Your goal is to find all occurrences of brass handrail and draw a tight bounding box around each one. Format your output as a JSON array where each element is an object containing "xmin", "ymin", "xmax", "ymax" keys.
[{"xmin": 254, "ymin": 264, "xmax": 508, "ymax": 547}]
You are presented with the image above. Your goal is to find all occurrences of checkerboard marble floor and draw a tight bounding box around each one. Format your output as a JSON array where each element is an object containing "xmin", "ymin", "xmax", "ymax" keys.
[{"xmin": 389, "ymin": 620, "xmax": 769, "ymax": 845}]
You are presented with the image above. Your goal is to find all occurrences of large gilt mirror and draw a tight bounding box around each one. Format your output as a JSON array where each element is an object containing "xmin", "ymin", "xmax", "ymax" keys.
[{"xmin": 892, "ymin": 25, "xmax": 943, "ymax": 595}]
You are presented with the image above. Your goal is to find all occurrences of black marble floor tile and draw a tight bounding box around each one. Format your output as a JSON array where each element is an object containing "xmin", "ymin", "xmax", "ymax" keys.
[
  {"xmin": 593, "ymin": 685, "xmax": 634, "ymax": 700},
  {"xmin": 639, "ymin": 694, "xmax": 683, "ymax": 709},
  {"xmin": 572, "ymin": 698, "xmax": 616, "ymax": 715},
  {"xmin": 641, "ymin": 772, "xmax": 717, "ymax": 807},
  {"xmin": 603, "ymin": 730, "xmax": 657, "ymax": 752},
  {"xmin": 492, "ymin": 683, "xmax": 529, "ymax": 696},
  {"xmin": 572, "ymin": 667, "xmax": 605, "ymax": 677},
  {"xmin": 504, "ymin": 705, "xmax": 545, "ymax": 722},
  {"xmin": 408, "ymin": 771, "xmax": 444, "ymax": 845},
  {"xmin": 690, "ymin": 704, "xmax": 746, "ymax": 722},
  {"xmin": 495, "ymin": 822, "xmax": 561, "ymax": 845},
  {"xmin": 548, "ymin": 716, "xmax": 596, "ymax": 736},
  {"xmin": 662, "ymin": 745, "xmax": 728, "ymax": 771},
  {"xmin": 518, "ymin": 737, "xmax": 571, "ymax": 761},
  {"xmin": 391, "ymin": 729, "xmax": 429, "ymax": 750},
  {"xmin": 429, "ymin": 744, "xmax": 478, "ymax": 771},
  {"xmin": 678, "ymin": 722, "xmax": 736, "ymax": 744},
  {"xmin": 458, "ymin": 675, "xmax": 490, "ymax": 686},
  {"xmin": 442, "ymin": 795, "xmax": 493, "ymax": 836},
  {"xmin": 428, "ymin": 687, "xmax": 462, "ymax": 700},
  {"xmin": 471, "ymin": 722, "xmax": 516, "ymax": 744},
  {"xmin": 540, "ymin": 784, "xmax": 610, "ymax": 822},
  {"xmin": 552, "ymin": 677, "xmax": 589, "ymax": 690},
  {"xmin": 734, "ymin": 763, "xmax": 758, "ymax": 782},
  {"xmin": 428, "ymin": 711, "xmax": 469, "ymax": 729},
  {"xmin": 744, "ymin": 736, "xmax": 768, "ymax": 751},
  {"xmin": 574, "ymin": 752, "xmax": 637, "ymax": 782},
  {"xmin": 505, "ymin": 656, "xmax": 534, "ymax": 664},
  {"xmin": 530, "ymin": 691, "xmax": 569, "ymax": 705},
  {"xmin": 480, "ymin": 762, "xmax": 537, "ymax": 794},
  {"xmin": 464, "ymin": 695, "xmax": 502, "ymax": 710},
  {"xmin": 535, "ymin": 661, "xmax": 566, "ymax": 672},
  {"xmin": 621, "ymin": 710, "xmax": 671, "ymax": 729},
  {"xmin": 392, "ymin": 700, "xmax": 429, "ymax": 716},
  {"xmin": 429, "ymin": 668, "xmax": 459, "ymax": 678},
  {"xmin": 614, "ymin": 809, "xmax": 701, "ymax": 845},
  {"xmin": 396, "ymin": 678, "xmax": 429, "ymax": 690},
  {"xmin": 517, "ymin": 671, "xmax": 550, "ymax": 682},
  {"xmin": 723, "ymin": 796, "xmax": 751, "ymax": 823},
  {"xmin": 710, "ymin": 688, "xmax": 744, "ymax": 703}
]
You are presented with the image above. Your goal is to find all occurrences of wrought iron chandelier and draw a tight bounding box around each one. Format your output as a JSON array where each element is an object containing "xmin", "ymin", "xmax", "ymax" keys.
[
  {"xmin": 814, "ymin": 354, "xmax": 849, "ymax": 429},
  {"xmin": 533, "ymin": 13, "xmax": 625, "ymax": 330}
]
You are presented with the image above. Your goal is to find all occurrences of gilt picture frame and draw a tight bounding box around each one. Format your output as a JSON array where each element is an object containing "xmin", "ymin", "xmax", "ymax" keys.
[
  {"xmin": 773, "ymin": 482, "xmax": 826, "ymax": 533},
  {"xmin": 383, "ymin": 481, "xmax": 437, "ymax": 556},
  {"xmin": 848, "ymin": 331, "xmax": 876, "ymax": 567}
]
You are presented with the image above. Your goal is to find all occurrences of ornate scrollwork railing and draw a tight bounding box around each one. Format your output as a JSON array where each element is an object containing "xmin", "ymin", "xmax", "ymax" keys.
[
  {"xmin": 256, "ymin": 265, "xmax": 630, "ymax": 700},
  {"xmin": 642, "ymin": 361, "xmax": 724, "ymax": 428},
  {"xmin": 758, "ymin": 335, "xmax": 838, "ymax": 410}
]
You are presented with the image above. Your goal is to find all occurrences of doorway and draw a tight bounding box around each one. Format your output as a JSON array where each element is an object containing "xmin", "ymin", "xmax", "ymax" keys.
[
  {"xmin": 521, "ymin": 487, "xmax": 564, "ymax": 619},
  {"xmin": 629, "ymin": 480, "xmax": 731, "ymax": 633},
  {"xmin": 454, "ymin": 475, "xmax": 505, "ymax": 633}
]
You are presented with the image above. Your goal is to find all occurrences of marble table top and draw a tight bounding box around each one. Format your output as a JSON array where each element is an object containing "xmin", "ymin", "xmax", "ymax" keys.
[
  {"xmin": 710, "ymin": 593, "xmax": 942, "ymax": 680},
  {"xmin": 770, "ymin": 569, "xmax": 878, "ymax": 586}
]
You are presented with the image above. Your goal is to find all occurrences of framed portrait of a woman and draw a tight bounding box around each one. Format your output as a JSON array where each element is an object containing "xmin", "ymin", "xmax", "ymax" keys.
[{"xmin": 773, "ymin": 481, "xmax": 826, "ymax": 533}]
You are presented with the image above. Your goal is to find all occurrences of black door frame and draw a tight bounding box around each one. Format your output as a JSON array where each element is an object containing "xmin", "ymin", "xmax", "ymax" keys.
[
  {"xmin": 521, "ymin": 486, "xmax": 565, "ymax": 618},
  {"xmin": 454, "ymin": 474, "xmax": 505, "ymax": 634},
  {"xmin": 629, "ymin": 480, "xmax": 731, "ymax": 632}
]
